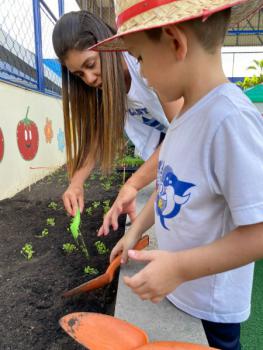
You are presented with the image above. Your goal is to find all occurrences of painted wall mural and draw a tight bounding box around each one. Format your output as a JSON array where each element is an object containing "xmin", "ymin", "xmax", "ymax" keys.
[
  {"xmin": 0, "ymin": 127, "xmax": 4, "ymax": 162},
  {"xmin": 44, "ymin": 118, "xmax": 53, "ymax": 143},
  {"xmin": 57, "ymin": 128, "xmax": 65, "ymax": 152},
  {"xmin": 17, "ymin": 107, "xmax": 39, "ymax": 161}
]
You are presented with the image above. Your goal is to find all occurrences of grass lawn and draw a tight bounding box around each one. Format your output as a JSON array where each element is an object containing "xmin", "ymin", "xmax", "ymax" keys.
[{"xmin": 241, "ymin": 259, "xmax": 263, "ymax": 349}]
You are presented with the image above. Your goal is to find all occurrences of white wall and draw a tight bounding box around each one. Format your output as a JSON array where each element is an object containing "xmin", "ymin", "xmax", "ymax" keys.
[{"xmin": 0, "ymin": 81, "xmax": 65, "ymax": 200}]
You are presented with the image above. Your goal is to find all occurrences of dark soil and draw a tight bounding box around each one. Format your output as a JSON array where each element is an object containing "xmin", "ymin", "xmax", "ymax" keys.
[{"xmin": 0, "ymin": 167, "xmax": 126, "ymax": 350}]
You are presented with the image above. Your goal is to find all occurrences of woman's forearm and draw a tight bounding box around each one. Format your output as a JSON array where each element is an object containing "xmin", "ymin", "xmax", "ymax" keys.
[{"xmin": 70, "ymin": 159, "xmax": 95, "ymax": 186}]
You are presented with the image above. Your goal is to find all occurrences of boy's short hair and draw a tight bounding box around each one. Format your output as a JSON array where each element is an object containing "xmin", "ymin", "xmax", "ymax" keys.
[{"xmin": 146, "ymin": 8, "xmax": 231, "ymax": 53}]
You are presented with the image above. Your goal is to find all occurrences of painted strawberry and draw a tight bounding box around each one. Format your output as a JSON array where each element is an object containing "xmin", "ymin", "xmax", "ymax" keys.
[
  {"xmin": 17, "ymin": 107, "xmax": 39, "ymax": 160},
  {"xmin": 0, "ymin": 127, "xmax": 4, "ymax": 162}
]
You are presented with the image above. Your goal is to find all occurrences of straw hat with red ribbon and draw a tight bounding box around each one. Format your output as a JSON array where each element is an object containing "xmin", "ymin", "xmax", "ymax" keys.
[{"xmin": 91, "ymin": 0, "xmax": 263, "ymax": 51}]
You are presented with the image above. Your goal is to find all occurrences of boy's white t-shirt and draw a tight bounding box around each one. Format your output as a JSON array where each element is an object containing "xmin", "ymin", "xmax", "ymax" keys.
[
  {"xmin": 156, "ymin": 83, "xmax": 263, "ymax": 323},
  {"xmin": 123, "ymin": 52, "xmax": 169, "ymax": 160}
]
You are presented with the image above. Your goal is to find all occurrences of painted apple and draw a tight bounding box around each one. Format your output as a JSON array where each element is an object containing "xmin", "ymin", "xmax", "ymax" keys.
[
  {"xmin": 17, "ymin": 107, "xmax": 39, "ymax": 160},
  {"xmin": 0, "ymin": 127, "xmax": 4, "ymax": 162}
]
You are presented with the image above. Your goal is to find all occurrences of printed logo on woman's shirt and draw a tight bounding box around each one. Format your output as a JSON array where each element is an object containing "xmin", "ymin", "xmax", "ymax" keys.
[
  {"xmin": 156, "ymin": 161, "xmax": 195, "ymax": 230},
  {"xmin": 128, "ymin": 107, "xmax": 166, "ymax": 132}
]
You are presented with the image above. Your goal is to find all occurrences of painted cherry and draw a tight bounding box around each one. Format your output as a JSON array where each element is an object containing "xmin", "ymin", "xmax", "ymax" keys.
[
  {"xmin": 17, "ymin": 107, "xmax": 39, "ymax": 160},
  {"xmin": 0, "ymin": 128, "xmax": 4, "ymax": 162}
]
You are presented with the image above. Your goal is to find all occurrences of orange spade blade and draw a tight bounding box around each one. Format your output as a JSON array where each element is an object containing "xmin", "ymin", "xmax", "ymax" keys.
[
  {"xmin": 60, "ymin": 312, "xmax": 149, "ymax": 350},
  {"xmin": 135, "ymin": 341, "xmax": 218, "ymax": 350},
  {"xmin": 62, "ymin": 235, "xmax": 149, "ymax": 298}
]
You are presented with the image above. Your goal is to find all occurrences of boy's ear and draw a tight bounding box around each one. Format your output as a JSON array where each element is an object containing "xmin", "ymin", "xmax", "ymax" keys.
[{"xmin": 163, "ymin": 25, "xmax": 187, "ymax": 61}]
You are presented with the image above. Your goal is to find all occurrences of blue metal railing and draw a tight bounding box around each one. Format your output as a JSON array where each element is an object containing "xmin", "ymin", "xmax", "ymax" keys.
[{"xmin": 0, "ymin": 0, "xmax": 63, "ymax": 96}]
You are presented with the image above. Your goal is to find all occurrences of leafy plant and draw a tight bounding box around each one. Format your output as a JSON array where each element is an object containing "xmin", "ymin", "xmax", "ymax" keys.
[
  {"xmin": 92, "ymin": 201, "xmax": 100, "ymax": 209},
  {"xmin": 85, "ymin": 207, "xmax": 93, "ymax": 216},
  {"xmin": 94, "ymin": 241, "xmax": 109, "ymax": 255},
  {"xmin": 102, "ymin": 200, "xmax": 111, "ymax": 214},
  {"xmin": 63, "ymin": 243, "xmax": 77, "ymax": 254},
  {"xmin": 46, "ymin": 217, "xmax": 55, "ymax": 226},
  {"xmin": 84, "ymin": 265, "xmax": 98, "ymax": 275},
  {"xmin": 84, "ymin": 183, "xmax": 90, "ymax": 189},
  {"xmin": 70, "ymin": 209, "xmax": 89, "ymax": 259},
  {"xmin": 237, "ymin": 59, "xmax": 263, "ymax": 90},
  {"xmin": 36, "ymin": 228, "xmax": 49, "ymax": 238},
  {"xmin": 118, "ymin": 155, "xmax": 144, "ymax": 168},
  {"xmin": 21, "ymin": 243, "xmax": 34, "ymax": 260},
  {"xmin": 101, "ymin": 181, "xmax": 112, "ymax": 191},
  {"xmin": 48, "ymin": 201, "xmax": 58, "ymax": 210}
]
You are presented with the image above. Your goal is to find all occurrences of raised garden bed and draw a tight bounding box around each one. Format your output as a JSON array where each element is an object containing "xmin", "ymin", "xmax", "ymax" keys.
[
  {"xmin": 116, "ymin": 155, "xmax": 144, "ymax": 174},
  {"xmin": 0, "ymin": 167, "xmax": 126, "ymax": 350}
]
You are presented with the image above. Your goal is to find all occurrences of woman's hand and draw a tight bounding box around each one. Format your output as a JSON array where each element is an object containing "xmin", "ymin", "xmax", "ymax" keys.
[
  {"xmin": 62, "ymin": 183, "xmax": 84, "ymax": 216},
  {"xmin": 98, "ymin": 183, "xmax": 138, "ymax": 236}
]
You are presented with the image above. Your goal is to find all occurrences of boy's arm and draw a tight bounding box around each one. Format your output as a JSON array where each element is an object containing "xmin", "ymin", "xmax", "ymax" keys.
[
  {"xmin": 124, "ymin": 222, "xmax": 263, "ymax": 303},
  {"xmin": 63, "ymin": 159, "xmax": 95, "ymax": 216},
  {"xmin": 110, "ymin": 190, "xmax": 156, "ymax": 263},
  {"xmin": 98, "ymin": 148, "xmax": 159, "ymax": 236}
]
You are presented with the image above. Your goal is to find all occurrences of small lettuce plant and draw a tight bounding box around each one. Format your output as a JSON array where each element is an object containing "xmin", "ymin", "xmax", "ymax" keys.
[
  {"xmin": 21, "ymin": 243, "xmax": 34, "ymax": 260},
  {"xmin": 84, "ymin": 265, "xmax": 98, "ymax": 276},
  {"xmin": 95, "ymin": 241, "xmax": 109, "ymax": 255},
  {"xmin": 36, "ymin": 228, "xmax": 49, "ymax": 238},
  {"xmin": 46, "ymin": 217, "xmax": 55, "ymax": 226},
  {"xmin": 63, "ymin": 243, "xmax": 77, "ymax": 254}
]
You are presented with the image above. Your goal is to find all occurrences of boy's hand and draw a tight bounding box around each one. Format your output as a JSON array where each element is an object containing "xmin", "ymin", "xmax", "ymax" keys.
[
  {"xmin": 98, "ymin": 183, "xmax": 138, "ymax": 236},
  {"xmin": 123, "ymin": 250, "xmax": 184, "ymax": 303},
  {"xmin": 62, "ymin": 183, "xmax": 84, "ymax": 216},
  {"xmin": 110, "ymin": 233, "xmax": 142, "ymax": 264}
]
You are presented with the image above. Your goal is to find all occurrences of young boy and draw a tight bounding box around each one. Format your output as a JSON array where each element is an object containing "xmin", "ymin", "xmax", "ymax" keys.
[{"xmin": 92, "ymin": 1, "xmax": 263, "ymax": 349}]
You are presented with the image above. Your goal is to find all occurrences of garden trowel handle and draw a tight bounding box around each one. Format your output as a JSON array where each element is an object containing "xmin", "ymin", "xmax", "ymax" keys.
[{"xmin": 106, "ymin": 235, "xmax": 150, "ymax": 279}]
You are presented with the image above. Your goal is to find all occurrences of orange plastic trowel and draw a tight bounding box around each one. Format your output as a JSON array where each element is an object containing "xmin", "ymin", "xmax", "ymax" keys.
[
  {"xmin": 59, "ymin": 312, "xmax": 149, "ymax": 350},
  {"xmin": 59, "ymin": 312, "xmax": 219, "ymax": 350},
  {"xmin": 62, "ymin": 235, "xmax": 149, "ymax": 298},
  {"xmin": 136, "ymin": 342, "xmax": 218, "ymax": 349}
]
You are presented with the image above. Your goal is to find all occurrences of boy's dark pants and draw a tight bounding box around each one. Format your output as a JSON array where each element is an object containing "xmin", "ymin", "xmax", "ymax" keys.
[{"xmin": 202, "ymin": 320, "xmax": 241, "ymax": 350}]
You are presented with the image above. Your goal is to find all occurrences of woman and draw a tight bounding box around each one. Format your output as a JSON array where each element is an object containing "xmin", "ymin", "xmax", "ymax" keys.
[{"xmin": 52, "ymin": 11, "xmax": 183, "ymax": 231}]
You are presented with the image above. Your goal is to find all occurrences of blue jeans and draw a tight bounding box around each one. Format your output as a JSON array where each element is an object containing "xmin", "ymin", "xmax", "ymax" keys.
[{"xmin": 202, "ymin": 320, "xmax": 241, "ymax": 350}]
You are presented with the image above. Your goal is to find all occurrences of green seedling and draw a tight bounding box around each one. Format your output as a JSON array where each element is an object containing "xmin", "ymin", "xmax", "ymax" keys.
[
  {"xmin": 94, "ymin": 241, "xmax": 109, "ymax": 255},
  {"xmin": 85, "ymin": 207, "xmax": 93, "ymax": 216},
  {"xmin": 101, "ymin": 181, "xmax": 112, "ymax": 191},
  {"xmin": 84, "ymin": 183, "xmax": 90, "ymax": 189},
  {"xmin": 48, "ymin": 201, "xmax": 58, "ymax": 210},
  {"xmin": 92, "ymin": 201, "xmax": 100, "ymax": 209},
  {"xmin": 36, "ymin": 228, "xmax": 49, "ymax": 238},
  {"xmin": 84, "ymin": 265, "xmax": 99, "ymax": 276},
  {"xmin": 90, "ymin": 174, "xmax": 96, "ymax": 180},
  {"xmin": 103, "ymin": 200, "xmax": 111, "ymax": 214},
  {"xmin": 63, "ymin": 243, "xmax": 77, "ymax": 254},
  {"xmin": 21, "ymin": 243, "xmax": 34, "ymax": 260},
  {"xmin": 70, "ymin": 209, "xmax": 89, "ymax": 259},
  {"xmin": 46, "ymin": 217, "xmax": 55, "ymax": 226}
]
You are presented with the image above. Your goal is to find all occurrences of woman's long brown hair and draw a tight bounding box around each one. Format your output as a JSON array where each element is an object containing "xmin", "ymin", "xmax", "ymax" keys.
[{"xmin": 52, "ymin": 11, "xmax": 126, "ymax": 178}]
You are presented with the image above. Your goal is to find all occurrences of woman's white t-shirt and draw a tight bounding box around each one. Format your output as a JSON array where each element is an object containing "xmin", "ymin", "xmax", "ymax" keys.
[{"xmin": 124, "ymin": 52, "xmax": 169, "ymax": 160}]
